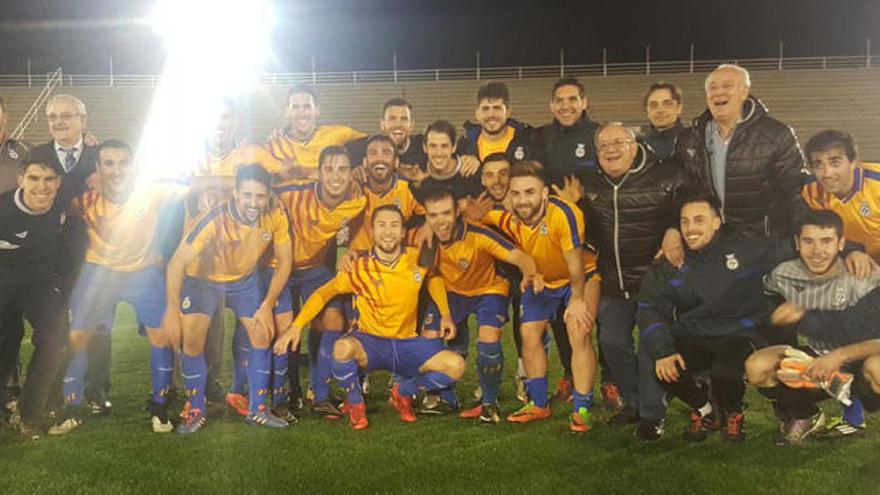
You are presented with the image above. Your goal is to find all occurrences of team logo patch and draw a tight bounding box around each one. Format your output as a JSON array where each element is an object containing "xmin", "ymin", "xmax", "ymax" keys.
[
  {"xmin": 835, "ymin": 287, "xmax": 847, "ymax": 307},
  {"xmin": 725, "ymin": 253, "xmax": 739, "ymax": 271},
  {"xmin": 575, "ymin": 143, "xmax": 586, "ymax": 158},
  {"xmin": 181, "ymin": 297, "xmax": 191, "ymax": 310},
  {"xmin": 539, "ymin": 223, "xmax": 549, "ymax": 236},
  {"xmin": 859, "ymin": 202, "xmax": 871, "ymax": 217},
  {"xmin": 393, "ymin": 198, "xmax": 401, "ymax": 209},
  {"xmin": 424, "ymin": 313, "xmax": 434, "ymax": 326},
  {"xmin": 458, "ymin": 258, "xmax": 470, "ymax": 271},
  {"xmin": 262, "ymin": 231, "xmax": 271, "ymax": 242},
  {"xmin": 413, "ymin": 271, "xmax": 422, "ymax": 282},
  {"xmin": 8, "ymin": 148, "xmax": 18, "ymax": 160},
  {"xmin": 513, "ymin": 146, "xmax": 525, "ymax": 160}
]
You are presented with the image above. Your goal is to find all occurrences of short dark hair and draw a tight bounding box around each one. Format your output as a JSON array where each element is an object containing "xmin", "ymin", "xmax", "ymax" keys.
[
  {"xmin": 97, "ymin": 139, "xmax": 133, "ymax": 159},
  {"xmin": 644, "ymin": 82, "xmax": 683, "ymax": 108},
  {"xmin": 804, "ymin": 129, "xmax": 858, "ymax": 163},
  {"xmin": 425, "ymin": 120, "xmax": 456, "ymax": 144},
  {"xmin": 371, "ymin": 204, "xmax": 404, "ymax": 226},
  {"xmin": 482, "ymin": 152, "xmax": 510, "ymax": 166},
  {"xmin": 797, "ymin": 209, "xmax": 844, "ymax": 239},
  {"xmin": 420, "ymin": 185, "xmax": 456, "ymax": 207},
  {"xmin": 235, "ymin": 163, "xmax": 272, "ymax": 190},
  {"xmin": 366, "ymin": 134, "xmax": 396, "ymax": 151},
  {"xmin": 287, "ymin": 84, "xmax": 318, "ymax": 105},
  {"xmin": 318, "ymin": 145, "xmax": 351, "ymax": 169},
  {"xmin": 509, "ymin": 160, "xmax": 546, "ymax": 184},
  {"xmin": 677, "ymin": 189, "xmax": 723, "ymax": 219},
  {"xmin": 476, "ymin": 82, "xmax": 510, "ymax": 106},
  {"xmin": 382, "ymin": 98, "xmax": 412, "ymax": 117},
  {"xmin": 552, "ymin": 77, "xmax": 586, "ymax": 99},
  {"xmin": 21, "ymin": 146, "xmax": 63, "ymax": 176}
]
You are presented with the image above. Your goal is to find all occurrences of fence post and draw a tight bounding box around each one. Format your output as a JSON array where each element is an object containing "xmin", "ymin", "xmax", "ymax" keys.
[
  {"xmin": 518, "ymin": 66, "xmax": 523, "ymax": 79},
  {"xmin": 689, "ymin": 44, "xmax": 694, "ymax": 74},
  {"xmin": 476, "ymin": 51, "xmax": 481, "ymax": 81},
  {"xmin": 778, "ymin": 40, "xmax": 783, "ymax": 71},
  {"xmin": 559, "ymin": 48, "xmax": 565, "ymax": 77},
  {"xmin": 27, "ymin": 58, "xmax": 32, "ymax": 87},
  {"xmin": 393, "ymin": 53, "xmax": 398, "ymax": 83},
  {"xmin": 311, "ymin": 56, "xmax": 317, "ymax": 85},
  {"xmin": 602, "ymin": 47, "xmax": 607, "ymax": 76},
  {"xmin": 868, "ymin": 38, "xmax": 872, "ymax": 68},
  {"xmin": 645, "ymin": 45, "xmax": 650, "ymax": 75},
  {"xmin": 109, "ymin": 55, "xmax": 114, "ymax": 87}
]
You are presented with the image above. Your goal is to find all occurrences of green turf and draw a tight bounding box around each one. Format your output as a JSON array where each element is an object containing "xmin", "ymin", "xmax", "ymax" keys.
[{"xmin": 1, "ymin": 305, "xmax": 878, "ymax": 494}]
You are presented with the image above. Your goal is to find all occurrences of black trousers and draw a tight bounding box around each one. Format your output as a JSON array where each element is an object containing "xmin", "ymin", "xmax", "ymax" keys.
[
  {"xmin": 658, "ymin": 335, "xmax": 755, "ymax": 414},
  {"xmin": 0, "ymin": 302, "xmax": 24, "ymax": 401},
  {"xmin": 0, "ymin": 279, "xmax": 66, "ymax": 422}
]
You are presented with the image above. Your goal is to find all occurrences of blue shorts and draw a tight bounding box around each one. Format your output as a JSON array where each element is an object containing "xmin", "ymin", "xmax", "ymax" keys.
[
  {"xmin": 350, "ymin": 331, "xmax": 446, "ymax": 377},
  {"xmin": 69, "ymin": 263, "xmax": 166, "ymax": 330},
  {"xmin": 181, "ymin": 273, "xmax": 261, "ymax": 320},
  {"xmin": 289, "ymin": 265, "xmax": 352, "ymax": 319},
  {"xmin": 259, "ymin": 267, "xmax": 293, "ymax": 316},
  {"xmin": 520, "ymin": 284, "xmax": 571, "ymax": 324},
  {"xmin": 423, "ymin": 293, "xmax": 509, "ymax": 330}
]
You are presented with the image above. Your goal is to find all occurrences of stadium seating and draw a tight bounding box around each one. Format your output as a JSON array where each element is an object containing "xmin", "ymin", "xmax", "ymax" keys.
[{"xmin": 3, "ymin": 67, "xmax": 879, "ymax": 159}]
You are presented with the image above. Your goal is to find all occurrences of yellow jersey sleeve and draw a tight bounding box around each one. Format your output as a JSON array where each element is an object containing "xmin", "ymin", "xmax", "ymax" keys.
[{"xmin": 548, "ymin": 197, "xmax": 584, "ymax": 253}]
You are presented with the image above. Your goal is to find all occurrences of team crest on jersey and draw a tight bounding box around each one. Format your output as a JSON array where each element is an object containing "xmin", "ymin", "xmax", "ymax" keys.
[
  {"xmin": 835, "ymin": 287, "xmax": 848, "ymax": 307},
  {"xmin": 859, "ymin": 202, "xmax": 871, "ymax": 217},
  {"xmin": 458, "ymin": 258, "xmax": 470, "ymax": 271},
  {"xmin": 413, "ymin": 271, "xmax": 422, "ymax": 282},
  {"xmin": 181, "ymin": 297, "xmax": 191, "ymax": 310},
  {"xmin": 514, "ymin": 146, "xmax": 525, "ymax": 160},
  {"xmin": 262, "ymin": 231, "xmax": 271, "ymax": 242},
  {"xmin": 393, "ymin": 198, "xmax": 401, "ymax": 209},
  {"xmin": 539, "ymin": 223, "xmax": 549, "ymax": 236},
  {"xmin": 424, "ymin": 313, "xmax": 434, "ymax": 326},
  {"xmin": 8, "ymin": 148, "xmax": 18, "ymax": 160},
  {"xmin": 725, "ymin": 253, "xmax": 739, "ymax": 271},
  {"xmin": 575, "ymin": 143, "xmax": 586, "ymax": 158}
]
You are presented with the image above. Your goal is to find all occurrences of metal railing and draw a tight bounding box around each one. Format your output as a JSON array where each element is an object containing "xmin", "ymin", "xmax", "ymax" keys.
[
  {"xmin": 10, "ymin": 67, "xmax": 62, "ymax": 140},
  {"xmin": 0, "ymin": 55, "xmax": 877, "ymax": 88}
]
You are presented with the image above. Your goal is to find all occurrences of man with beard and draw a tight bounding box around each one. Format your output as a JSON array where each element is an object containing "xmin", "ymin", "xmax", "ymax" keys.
[
  {"xmin": 458, "ymin": 82, "xmax": 532, "ymax": 164},
  {"xmin": 640, "ymin": 82, "xmax": 687, "ymax": 159},
  {"xmin": 346, "ymin": 99, "xmax": 429, "ymax": 182},
  {"xmin": 275, "ymin": 205, "xmax": 465, "ymax": 430},
  {"xmin": 166, "ymin": 164, "xmax": 293, "ymax": 434}
]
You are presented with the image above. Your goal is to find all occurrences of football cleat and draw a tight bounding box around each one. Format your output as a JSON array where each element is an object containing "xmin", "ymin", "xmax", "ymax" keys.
[
  {"xmin": 246, "ymin": 408, "xmax": 289, "ymax": 429},
  {"xmin": 683, "ymin": 410, "xmax": 717, "ymax": 442},
  {"xmin": 723, "ymin": 412, "xmax": 746, "ymax": 442},
  {"xmin": 606, "ymin": 405, "xmax": 639, "ymax": 426},
  {"xmin": 225, "ymin": 393, "xmax": 249, "ymax": 417},
  {"xmin": 506, "ymin": 401, "xmax": 551, "ymax": 424},
  {"xmin": 416, "ymin": 394, "xmax": 459, "ymax": 416},
  {"xmin": 176, "ymin": 409, "xmax": 207, "ymax": 434},
  {"xmin": 270, "ymin": 403, "xmax": 299, "ymax": 424},
  {"xmin": 569, "ymin": 407, "xmax": 593, "ymax": 433},
  {"xmin": 346, "ymin": 402, "xmax": 369, "ymax": 430},
  {"xmin": 459, "ymin": 403, "xmax": 483, "ymax": 420},
  {"xmin": 550, "ymin": 377, "xmax": 574, "ymax": 404},
  {"xmin": 634, "ymin": 419, "xmax": 665, "ymax": 441},
  {"xmin": 600, "ymin": 383, "xmax": 625, "ymax": 412},
  {"xmin": 783, "ymin": 411, "xmax": 826, "ymax": 445},
  {"xmin": 814, "ymin": 416, "xmax": 865, "ymax": 440},
  {"xmin": 478, "ymin": 403, "xmax": 501, "ymax": 424},
  {"xmin": 150, "ymin": 401, "xmax": 173, "ymax": 434},
  {"xmin": 312, "ymin": 400, "xmax": 343, "ymax": 420},
  {"xmin": 47, "ymin": 406, "xmax": 84, "ymax": 436},
  {"xmin": 389, "ymin": 384, "xmax": 418, "ymax": 423}
]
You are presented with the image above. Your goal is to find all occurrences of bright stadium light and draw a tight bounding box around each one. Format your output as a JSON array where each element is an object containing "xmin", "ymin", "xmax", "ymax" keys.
[{"xmin": 136, "ymin": 0, "xmax": 276, "ymax": 181}]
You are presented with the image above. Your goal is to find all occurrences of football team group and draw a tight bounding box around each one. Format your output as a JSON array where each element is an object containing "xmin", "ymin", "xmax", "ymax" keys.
[{"xmin": 1, "ymin": 63, "xmax": 879, "ymax": 446}]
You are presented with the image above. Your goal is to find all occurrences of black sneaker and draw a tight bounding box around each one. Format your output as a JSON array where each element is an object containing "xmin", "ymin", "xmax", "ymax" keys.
[
  {"xmin": 606, "ymin": 405, "xmax": 639, "ymax": 426},
  {"xmin": 312, "ymin": 400, "xmax": 343, "ymax": 420},
  {"xmin": 417, "ymin": 394, "xmax": 459, "ymax": 416},
  {"xmin": 634, "ymin": 419, "xmax": 665, "ymax": 441},
  {"xmin": 205, "ymin": 380, "xmax": 226, "ymax": 404},
  {"xmin": 87, "ymin": 391, "xmax": 112, "ymax": 416},
  {"xmin": 478, "ymin": 403, "xmax": 500, "ymax": 424},
  {"xmin": 271, "ymin": 403, "xmax": 300, "ymax": 424}
]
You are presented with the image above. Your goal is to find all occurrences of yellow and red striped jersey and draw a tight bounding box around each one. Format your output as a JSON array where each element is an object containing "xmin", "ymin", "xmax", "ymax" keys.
[
  {"xmin": 483, "ymin": 196, "xmax": 595, "ymax": 289},
  {"xmin": 802, "ymin": 162, "xmax": 880, "ymax": 261},
  {"xmin": 348, "ymin": 176, "xmax": 424, "ymax": 252},
  {"xmin": 195, "ymin": 143, "xmax": 286, "ymax": 178},
  {"xmin": 264, "ymin": 125, "xmax": 366, "ymax": 169},
  {"xmin": 184, "ymin": 201, "xmax": 291, "ymax": 282},
  {"xmin": 433, "ymin": 219, "xmax": 512, "ymax": 297},
  {"xmin": 274, "ymin": 180, "xmax": 366, "ymax": 270}
]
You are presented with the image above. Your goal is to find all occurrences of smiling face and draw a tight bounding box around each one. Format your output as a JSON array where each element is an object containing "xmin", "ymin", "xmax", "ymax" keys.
[
  {"xmin": 476, "ymin": 97, "xmax": 510, "ymax": 136},
  {"xmin": 796, "ymin": 224, "xmax": 844, "ymax": 276},
  {"xmin": 481, "ymin": 158, "xmax": 510, "ymax": 202},
  {"xmin": 18, "ymin": 164, "xmax": 61, "ymax": 213},
  {"xmin": 424, "ymin": 195, "xmax": 458, "ymax": 244},
  {"xmin": 808, "ymin": 146, "xmax": 857, "ymax": 198},
  {"xmin": 364, "ymin": 139, "xmax": 397, "ymax": 186},
  {"xmin": 509, "ymin": 175, "xmax": 548, "ymax": 225},
  {"xmin": 705, "ymin": 67, "xmax": 750, "ymax": 123},
  {"xmin": 550, "ymin": 84, "xmax": 587, "ymax": 127},
  {"xmin": 233, "ymin": 179, "xmax": 270, "ymax": 224},
  {"xmin": 318, "ymin": 153, "xmax": 352, "ymax": 201},
  {"xmin": 209, "ymin": 104, "xmax": 238, "ymax": 151},
  {"xmin": 46, "ymin": 98, "xmax": 85, "ymax": 146},
  {"xmin": 285, "ymin": 92, "xmax": 319, "ymax": 138},
  {"xmin": 371, "ymin": 207, "xmax": 405, "ymax": 255},
  {"xmin": 679, "ymin": 201, "xmax": 722, "ymax": 251},
  {"xmin": 424, "ymin": 131, "xmax": 456, "ymax": 172},
  {"xmin": 380, "ymin": 105, "xmax": 413, "ymax": 147},
  {"xmin": 646, "ymin": 88, "xmax": 683, "ymax": 131},
  {"xmin": 596, "ymin": 125, "xmax": 637, "ymax": 178},
  {"xmin": 97, "ymin": 147, "xmax": 135, "ymax": 201}
]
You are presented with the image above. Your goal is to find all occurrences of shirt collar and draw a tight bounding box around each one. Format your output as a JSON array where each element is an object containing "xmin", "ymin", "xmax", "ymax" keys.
[{"xmin": 54, "ymin": 136, "xmax": 84, "ymax": 153}]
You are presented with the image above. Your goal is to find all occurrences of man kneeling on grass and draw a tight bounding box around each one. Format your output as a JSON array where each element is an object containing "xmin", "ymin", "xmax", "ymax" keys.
[
  {"xmin": 275, "ymin": 205, "xmax": 465, "ymax": 429},
  {"xmin": 747, "ymin": 209, "xmax": 880, "ymax": 445}
]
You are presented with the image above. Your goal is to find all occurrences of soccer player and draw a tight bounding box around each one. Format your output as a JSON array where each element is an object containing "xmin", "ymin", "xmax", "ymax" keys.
[
  {"xmin": 0, "ymin": 148, "xmax": 68, "ymax": 438},
  {"xmin": 273, "ymin": 146, "xmax": 366, "ymax": 418},
  {"xmin": 48, "ymin": 140, "xmax": 184, "ymax": 435},
  {"xmin": 411, "ymin": 120, "xmax": 482, "ymax": 206},
  {"xmin": 458, "ymin": 82, "xmax": 532, "ymax": 163},
  {"xmin": 274, "ymin": 205, "xmax": 466, "ymax": 430},
  {"xmin": 746, "ymin": 210, "xmax": 880, "ymax": 444},
  {"xmin": 166, "ymin": 164, "xmax": 293, "ymax": 433},
  {"xmin": 801, "ymin": 130, "xmax": 879, "ymax": 263},
  {"xmin": 420, "ymin": 186, "xmax": 541, "ymax": 423},
  {"xmin": 482, "ymin": 161, "xmax": 600, "ymax": 432},
  {"xmin": 264, "ymin": 84, "xmax": 366, "ymax": 178},
  {"xmin": 346, "ymin": 98, "xmax": 428, "ymax": 181}
]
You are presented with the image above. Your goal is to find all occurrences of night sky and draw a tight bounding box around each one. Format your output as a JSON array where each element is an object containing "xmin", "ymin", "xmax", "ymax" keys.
[{"xmin": 0, "ymin": 0, "xmax": 877, "ymax": 75}]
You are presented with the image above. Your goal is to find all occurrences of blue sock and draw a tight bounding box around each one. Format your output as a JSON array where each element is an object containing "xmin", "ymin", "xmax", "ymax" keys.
[
  {"xmin": 230, "ymin": 324, "xmax": 250, "ymax": 395},
  {"xmin": 477, "ymin": 341, "xmax": 503, "ymax": 405},
  {"xmin": 399, "ymin": 371, "xmax": 457, "ymax": 402},
  {"xmin": 331, "ymin": 358, "xmax": 363, "ymax": 405},
  {"xmin": 312, "ymin": 330, "xmax": 340, "ymax": 403},
  {"xmin": 63, "ymin": 349, "xmax": 89, "ymax": 406},
  {"xmin": 247, "ymin": 347, "xmax": 272, "ymax": 414},
  {"xmin": 272, "ymin": 351, "xmax": 289, "ymax": 405},
  {"xmin": 843, "ymin": 398, "xmax": 865, "ymax": 426},
  {"xmin": 573, "ymin": 389, "xmax": 594, "ymax": 412},
  {"xmin": 526, "ymin": 377, "xmax": 549, "ymax": 408},
  {"xmin": 181, "ymin": 353, "xmax": 207, "ymax": 412},
  {"xmin": 150, "ymin": 346, "xmax": 174, "ymax": 405}
]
